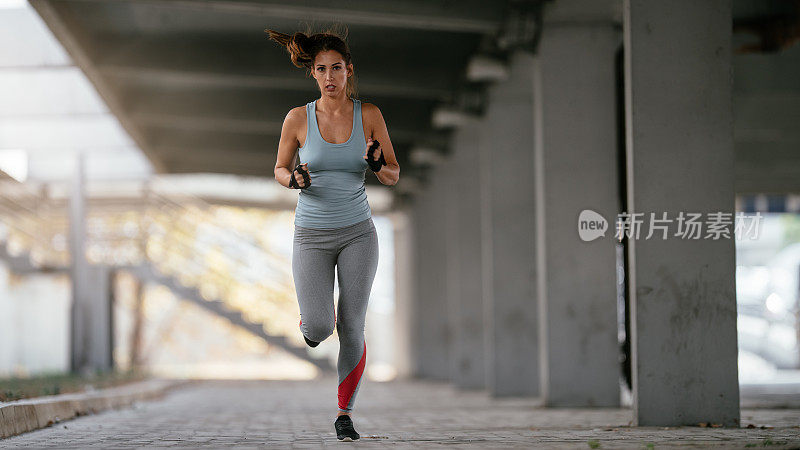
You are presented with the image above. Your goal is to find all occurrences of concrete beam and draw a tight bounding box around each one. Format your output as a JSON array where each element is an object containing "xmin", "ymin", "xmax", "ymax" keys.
[
  {"xmin": 29, "ymin": 0, "xmax": 167, "ymax": 173},
  {"xmin": 103, "ymin": 64, "xmax": 455, "ymax": 101},
  {"xmin": 133, "ymin": 112, "xmax": 282, "ymax": 136},
  {"xmin": 67, "ymin": 0, "xmax": 503, "ymax": 34},
  {"xmin": 543, "ymin": 0, "xmax": 622, "ymax": 25},
  {"xmin": 93, "ymin": 36, "xmax": 463, "ymax": 101}
]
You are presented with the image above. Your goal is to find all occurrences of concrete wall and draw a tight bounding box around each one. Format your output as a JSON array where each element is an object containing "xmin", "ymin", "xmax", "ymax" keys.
[{"xmin": 0, "ymin": 263, "xmax": 71, "ymax": 376}]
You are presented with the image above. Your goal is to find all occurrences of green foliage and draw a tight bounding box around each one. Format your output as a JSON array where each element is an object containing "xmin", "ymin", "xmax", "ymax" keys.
[
  {"xmin": 0, "ymin": 370, "xmax": 145, "ymax": 402},
  {"xmin": 779, "ymin": 214, "xmax": 800, "ymax": 248}
]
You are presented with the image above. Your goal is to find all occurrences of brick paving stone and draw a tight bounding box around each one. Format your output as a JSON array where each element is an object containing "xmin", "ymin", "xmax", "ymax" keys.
[{"xmin": 1, "ymin": 376, "xmax": 799, "ymax": 448}]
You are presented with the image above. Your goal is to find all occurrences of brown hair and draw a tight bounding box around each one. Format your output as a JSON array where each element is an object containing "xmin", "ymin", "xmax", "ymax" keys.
[{"xmin": 266, "ymin": 26, "xmax": 358, "ymax": 99}]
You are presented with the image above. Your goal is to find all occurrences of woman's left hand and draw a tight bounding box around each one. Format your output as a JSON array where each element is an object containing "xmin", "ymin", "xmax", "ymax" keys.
[
  {"xmin": 364, "ymin": 137, "xmax": 386, "ymax": 172},
  {"xmin": 364, "ymin": 137, "xmax": 382, "ymax": 161}
]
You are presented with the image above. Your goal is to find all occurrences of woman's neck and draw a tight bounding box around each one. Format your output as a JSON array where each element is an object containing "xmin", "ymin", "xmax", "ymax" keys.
[{"xmin": 316, "ymin": 94, "xmax": 351, "ymax": 114}]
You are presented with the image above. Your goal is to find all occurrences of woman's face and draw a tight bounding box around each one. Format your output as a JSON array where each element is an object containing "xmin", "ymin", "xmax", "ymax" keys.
[{"xmin": 312, "ymin": 49, "xmax": 352, "ymax": 97}]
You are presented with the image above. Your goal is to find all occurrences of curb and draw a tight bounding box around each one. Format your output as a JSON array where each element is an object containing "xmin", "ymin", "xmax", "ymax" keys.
[{"xmin": 0, "ymin": 379, "xmax": 182, "ymax": 439}]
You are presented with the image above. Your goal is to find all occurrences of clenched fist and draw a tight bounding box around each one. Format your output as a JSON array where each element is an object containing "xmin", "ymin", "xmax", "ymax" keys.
[
  {"xmin": 289, "ymin": 163, "xmax": 310, "ymax": 189},
  {"xmin": 364, "ymin": 137, "xmax": 387, "ymax": 172}
]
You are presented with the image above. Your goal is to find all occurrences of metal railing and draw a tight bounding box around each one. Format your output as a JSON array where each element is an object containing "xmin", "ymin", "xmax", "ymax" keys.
[{"xmin": 0, "ymin": 177, "xmax": 307, "ymax": 352}]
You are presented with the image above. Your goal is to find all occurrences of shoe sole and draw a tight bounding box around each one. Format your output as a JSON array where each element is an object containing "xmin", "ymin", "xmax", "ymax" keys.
[{"xmin": 338, "ymin": 437, "xmax": 358, "ymax": 442}]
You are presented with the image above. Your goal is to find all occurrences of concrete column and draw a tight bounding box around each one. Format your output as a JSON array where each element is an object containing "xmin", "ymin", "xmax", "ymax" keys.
[
  {"xmin": 69, "ymin": 153, "xmax": 89, "ymax": 373},
  {"xmin": 482, "ymin": 50, "xmax": 540, "ymax": 396},
  {"xmin": 409, "ymin": 173, "xmax": 451, "ymax": 380},
  {"xmin": 129, "ymin": 272, "xmax": 145, "ymax": 370},
  {"xmin": 391, "ymin": 209, "xmax": 414, "ymax": 379},
  {"xmin": 86, "ymin": 264, "xmax": 113, "ymax": 370},
  {"xmin": 623, "ymin": 0, "xmax": 739, "ymax": 426},
  {"xmin": 448, "ymin": 124, "xmax": 486, "ymax": 389},
  {"xmin": 534, "ymin": 18, "xmax": 621, "ymax": 405},
  {"xmin": 70, "ymin": 154, "xmax": 113, "ymax": 373}
]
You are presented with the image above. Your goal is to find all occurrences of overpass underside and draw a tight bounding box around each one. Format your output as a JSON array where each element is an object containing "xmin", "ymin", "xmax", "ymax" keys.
[{"xmin": 19, "ymin": 0, "xmax": 800, "ymax": 428}]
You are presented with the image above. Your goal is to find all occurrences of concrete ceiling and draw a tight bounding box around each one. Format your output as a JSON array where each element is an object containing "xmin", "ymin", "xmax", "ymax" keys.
[
  {"xmin": 732, "ymin": 0, "xmax": 800, "ymax": 193},
  {"xmin": 29, "ymin": 0, "xmax": 506, "ymax": 187},
  {"xmin": 26, "ymin": 0, "xmax": 800, "ymax": 197}
]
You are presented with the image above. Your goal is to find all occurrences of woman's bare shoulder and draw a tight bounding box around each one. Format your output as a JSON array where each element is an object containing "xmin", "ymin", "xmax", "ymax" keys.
[
  {"xmin": 361, "ymin": 102, "xmax": 385, "ymax": 130},
  {"xmin": 285, "ymin": 105, "xmax": 307, "ymax": 124},
  {"xmin": 361, "ymin": 102, "xmax": 382, "ymax": 117}
]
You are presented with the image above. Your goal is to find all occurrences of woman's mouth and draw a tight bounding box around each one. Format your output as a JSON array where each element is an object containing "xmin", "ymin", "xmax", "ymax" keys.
[{"xmin": 325, "ymin": 84, "xmax": 335, "ymax": 91}]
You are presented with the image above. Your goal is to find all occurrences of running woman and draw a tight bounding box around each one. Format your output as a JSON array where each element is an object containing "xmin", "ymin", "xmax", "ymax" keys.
[{"xmin": 267, "ymin": 28, "xmax": 400, "ymax": 442}]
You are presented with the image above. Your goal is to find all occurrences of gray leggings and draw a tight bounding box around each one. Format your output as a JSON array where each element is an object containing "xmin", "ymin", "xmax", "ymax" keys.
[{"xmin": 292, "ymin": 217, "xmax": 379, "ymax": 412}]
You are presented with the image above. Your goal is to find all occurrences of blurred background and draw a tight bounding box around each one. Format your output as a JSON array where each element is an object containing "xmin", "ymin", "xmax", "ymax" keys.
[
  {"xmin": 0, "ymin": 0, "xmax": 799, "ymax": 415},
  {"xmin": 0, "ymin": 0, "xmax": 400, "ymax": 388}
]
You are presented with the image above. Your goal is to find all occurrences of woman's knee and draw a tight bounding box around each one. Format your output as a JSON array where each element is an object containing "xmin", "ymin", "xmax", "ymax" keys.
[
  {"xmin": 335, "ymin": 322, "xmax": 364, "ymax": 343},
  {"xmin": 304, "ymin": 320, "xmax": 335, "ymax": 342}
]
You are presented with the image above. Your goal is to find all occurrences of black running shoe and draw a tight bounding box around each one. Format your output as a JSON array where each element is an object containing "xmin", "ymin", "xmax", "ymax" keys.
[
  {"xmin": 303, "ymin": 335, "xmax": 320, "ymax": 348},
  {"xmin": 334, "ymin": 415, "xmax": 360, "ymax": 441}
]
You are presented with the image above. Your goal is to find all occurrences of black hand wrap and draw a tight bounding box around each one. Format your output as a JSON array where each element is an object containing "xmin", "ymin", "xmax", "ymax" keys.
[
  {"xmin": 288, "ymin": 163, "xmax": 310, "ymax": 189},
  {"xmin": 367, "ymin": 139, "xmax": 387, "ymax": 172}
]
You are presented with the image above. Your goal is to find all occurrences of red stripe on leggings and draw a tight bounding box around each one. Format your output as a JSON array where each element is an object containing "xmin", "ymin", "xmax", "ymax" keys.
[{"xmin": 338, "ymin": 341, "xmax": 367, "ymax": 411}]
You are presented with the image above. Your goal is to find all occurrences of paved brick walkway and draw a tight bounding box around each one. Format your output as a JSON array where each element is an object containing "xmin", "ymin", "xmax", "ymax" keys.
[{"xmin": 2, "ymin": 377, "xmax": 799, "ymax": 448}]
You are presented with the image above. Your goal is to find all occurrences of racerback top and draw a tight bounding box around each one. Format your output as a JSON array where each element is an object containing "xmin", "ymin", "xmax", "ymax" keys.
[{"xmin": 294, "ymin": 98, "xmax": 371, "ymax": 229}]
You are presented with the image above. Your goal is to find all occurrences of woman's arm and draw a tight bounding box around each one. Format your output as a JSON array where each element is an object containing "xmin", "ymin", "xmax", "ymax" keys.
[
  {"xmin": 274, "ymin": 107, "xmax": 305, "ymax": 188},
  {"xmin": 363, "ymin": 103, "xmax": 400, "ymax": 186}
]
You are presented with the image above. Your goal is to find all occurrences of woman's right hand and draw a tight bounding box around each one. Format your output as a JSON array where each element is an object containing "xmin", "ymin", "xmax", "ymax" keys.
[{"xmin": 289, "ymin": 163, "xmax": 310, "ymax": 189}]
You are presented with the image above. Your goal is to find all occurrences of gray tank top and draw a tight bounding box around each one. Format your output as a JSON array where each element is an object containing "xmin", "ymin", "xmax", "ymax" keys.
[{"xmin": 294, "ymin": 98, "xmax": 371, "ymax": 229}]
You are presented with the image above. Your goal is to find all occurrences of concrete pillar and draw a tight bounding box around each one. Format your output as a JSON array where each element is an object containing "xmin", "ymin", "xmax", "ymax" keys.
[
  {"xmin": 533, "ymin": 15, "xmax": 621, "ymax": 405},
  {"xmin": 129, "ymin": 272, "xmax": 145, "ymax": 370},
  {"xmin": 482, "ymin": 50, "xmax": 540, "ymax": 396},
  {"xmin": 69, "ymin": 153, "xmax": 89, "ymax": 373},
  {"xmin": 391, "ymin": 209, "xmax": 414, "ymax": 379},
  {"xmin": 448, "ymin": 124, "xmax": 486, "ymax": 389},
  {"xmin": 623, "ymin": 0, "xmax": 739, "ymax": 426},
  {"xmin": 409, "ymin": 173, "xmax": 451, "ymax": 380},
  {"xmin": 70, "ymin": 154, "xmax": 113, "ymax": 373},
  {"xmin": 86, "ymin": 264, "xmax": 113, "ymax": 370}
]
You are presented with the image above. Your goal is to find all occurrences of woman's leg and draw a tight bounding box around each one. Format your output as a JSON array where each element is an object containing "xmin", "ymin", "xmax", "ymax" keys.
[
  {"xmin": 292, "ymin": 228, "xmax": 337, "ymax": 343},
  {"xmin": 334, "ymin": 220, "xmax": 379, "ymax": 414}
]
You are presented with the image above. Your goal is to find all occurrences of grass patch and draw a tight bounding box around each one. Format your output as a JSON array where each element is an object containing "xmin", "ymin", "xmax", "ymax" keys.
[
  {"xmin": 0, "ymin": 370, "xmax": 147, "ymax": 402},
  {"xmin": 760, "ymin": 437, "xmax": 788, "ymax": 446}
]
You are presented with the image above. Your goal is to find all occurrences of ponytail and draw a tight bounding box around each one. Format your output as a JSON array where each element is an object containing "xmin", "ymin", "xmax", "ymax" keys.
[{"xmin": 266, "ymin": 27, "xmax": 358, "ymax": 99}]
